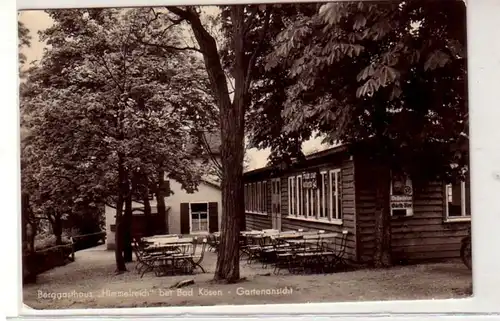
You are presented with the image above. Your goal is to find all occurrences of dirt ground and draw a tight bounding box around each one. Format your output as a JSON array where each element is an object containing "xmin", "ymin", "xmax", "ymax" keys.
[{"xmin": 23, "ymin": 245, "xmax": 472, "ymax": 309}]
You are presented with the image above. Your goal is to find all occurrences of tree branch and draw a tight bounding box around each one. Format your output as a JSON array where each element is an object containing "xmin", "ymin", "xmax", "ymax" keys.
[
  {"xmin": 244, "ymin": 9, "xmax": 271, "ymax": 93},
  {"xmin": 96, "ymin": 55, "xmax": 124, "ymax": 92},
  {"xmin": 165, "ymin": 6, "xmax": 195, "ymax": 21},
  {"xmin": 200, "ymin": 131, "xmax": 222, "ymax": 173},
  {"xmin": 139, "ymin": 40, "xmax": 204, "ymax": 54},
  {"xmin": 243, "ymin": 9, "xmax": 258, "ymax": 37}
]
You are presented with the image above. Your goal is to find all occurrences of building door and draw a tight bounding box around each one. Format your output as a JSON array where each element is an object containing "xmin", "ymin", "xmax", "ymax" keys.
[{"xmin": 271, "ymin": 178, "xmax": 281, "ymax": 231}]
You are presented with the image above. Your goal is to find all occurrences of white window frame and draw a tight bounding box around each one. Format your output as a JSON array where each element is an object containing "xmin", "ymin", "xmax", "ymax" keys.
[
  {"xmin": 318, "ymin": 171, "xmax": 328, "ymax": 219},
  {"xmin": 296, "ymin": 176, "xmax": 303, "ymax": 217},
  {"xmin": 285, "ymin": 169, "xmax": 342, "ymax": 225},
  {"xmin": 245, "ymin": 180, "xmax": 268, "ymax": 216},
  {"xmin": 445, "ymin": 181, "xmax": 471, "ymax": 222},
  {"xmin": 305, "ymin": 188, "xmax": 313, "ymax": 218},
  {"xmin": 329, "ymin": 169, "xmax": 342, "ymax": 222},
  {"xmin": 189, "ymin": 202, "xmax": 209, "ymax": 233}
]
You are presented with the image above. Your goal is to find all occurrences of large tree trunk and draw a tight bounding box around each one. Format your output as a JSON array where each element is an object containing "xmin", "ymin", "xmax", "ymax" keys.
[
  {"xmin": 372, "ymin": 165, "xmax": 392, "ymax": 267},
  {"xmin": 123, "ymin": 184, "xmax": 133, "ymax": 263},
  {"xmin": 143, "ymin": 186, "xmax": 153, "ymax": 237},
  {"xmin": 53, "ymin": 215, "xmax": 63, "ymax": 245},
  {"xmin": 165, "ymin": 6, "xmax": 267, "ymax": 282},
  {"xmin": 156, "ymin": 170, "xmax": 167, "ymax": 234},
  {"xmin": 137, "ymin": 172, "xmax": 153, "ymax": 236},
  {"xmin": 22, "ymin": 193, "xmax": 37, "ymax": 254},
  {"xmin": 28, "ymin": 221, "xmax": 36, "ymax": 255},
  {"xmin": 213, "ymin": 6, "xmax": 247, "ymax": 283},
  {"xmin": 114, "ymin": 155, "xmax": 127, "ymax": 273},
  {"xmin": 21, "ymin": 192, "xmax": 30, "ymax": 254}
]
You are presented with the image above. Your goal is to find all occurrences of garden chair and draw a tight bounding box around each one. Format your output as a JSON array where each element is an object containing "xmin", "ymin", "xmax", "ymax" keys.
[
  {"xmin": 320, "ymin": 230, "xmax": 349, "ymax": 272},
  {"xmin": 207, "ymin": 234, "xmax": 219, "ymax": 252},
  {"xmin": 266, "ymin": 236, "xmax": 294, "ymax": 274},
  {"xmin": 244, "ymin": 235, "xmax": 268, "ymax": 264},
  {"xmin": 189, "ymin": 237, "xmax": 208, "ymax": 273},
  {"xmin": 132, "ymin": 241, "xmax": 164, "ymax": 278},
  {"xmin": 157, "ymin": 242, "xmax": 195, "ymax": 276},
  {"xmin": 294, "ymin": 234, "xmax": 323, "ymax": 274},
  {"xmin": 261, "ymin": 235, "xmax": 294, "ymax": 269},
  {"xmin": 175, "ymin": 237, "xmax": 208, "ymax": 274}
]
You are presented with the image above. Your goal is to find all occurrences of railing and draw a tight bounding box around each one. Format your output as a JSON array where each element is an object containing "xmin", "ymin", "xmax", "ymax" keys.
[
  {"xmin": 35, "ymin": 242, "xmax": 75, "ymax": 261},
  {"xmin": 70, "ymin": 231, "xmax": 106, "ymax": 251},
  {"xmin": 71, "ymin": 231, "xmax": 106, "ymax": 242}
]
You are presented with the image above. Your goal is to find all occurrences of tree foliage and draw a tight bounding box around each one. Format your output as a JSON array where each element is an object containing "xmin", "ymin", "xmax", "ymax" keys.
[
  {"xmin": 218, "ymin": 4, "xmax": 319, "ymax": 166},
  {"xmin": 262, "ymin": 0, "xmax": 468, "ymax": 267},
  {"xmin": 18, "ymin": 19, "xmax": 32, "ymax": 73},
  {"xmin": 265, "ymin": 0, "xmax": 468, "ymax": 182},
  {"xmin": 20, "ymin": 8, "xmax": 216, "ymax": 264}
]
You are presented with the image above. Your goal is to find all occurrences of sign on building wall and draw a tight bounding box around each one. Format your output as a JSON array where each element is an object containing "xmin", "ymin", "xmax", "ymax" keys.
[
  {"xmin": 302, "ymin": 172, "xmax": 320, "ymax": 189},
  {"xmin": 390, "ymin": 173, "xmax": 414, "ymax": 216}
]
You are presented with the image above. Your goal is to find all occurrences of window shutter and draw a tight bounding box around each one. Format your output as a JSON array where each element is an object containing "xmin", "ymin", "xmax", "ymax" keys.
[
  {"xmin": 208, "ymin": 202, "xmax": 219, "ymax": 232},
  {"xmin": 180, "ymin": 203, "xmax": 190, "ymax": 235}
]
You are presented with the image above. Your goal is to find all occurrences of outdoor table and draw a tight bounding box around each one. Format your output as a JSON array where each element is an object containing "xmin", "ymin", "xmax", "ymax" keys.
[
  {"xmin": 275, "ymin": 233, "xmax": 304, "ymax": 240},
  {"xmin": 240, "ymin": 230, "xmax": 263, "ymax": 236},
  {"xmin": 153, "ymin": 238, "xmax": 192, "ymax": 245},
  {"xmin": 287, "ymin": 239, "xmax": 317, "ymax": 245},
  {"xmin": 142, "ymin": 234, "xmax": 178, "ymax": 242}
]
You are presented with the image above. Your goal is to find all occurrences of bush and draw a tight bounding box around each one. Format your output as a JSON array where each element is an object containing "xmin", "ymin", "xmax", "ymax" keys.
[{"xmin": 34, "ymin": 233, "xmax": 71, "ymax": 251}]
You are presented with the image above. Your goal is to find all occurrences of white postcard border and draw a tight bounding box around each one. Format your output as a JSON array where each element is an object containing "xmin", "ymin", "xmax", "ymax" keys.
[{"xmin": 3, "ymin": 0, "xmax": 500, "ymax": 319}]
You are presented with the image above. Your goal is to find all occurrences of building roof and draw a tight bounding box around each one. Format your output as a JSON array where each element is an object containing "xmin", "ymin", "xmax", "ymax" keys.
[
  {"xmin": 201, "ymin": 177, "xmax": 221, "ymax": 190},
  {"xmin": 243, "ymin": 143, "xmax": 348, "ymax": 178}
]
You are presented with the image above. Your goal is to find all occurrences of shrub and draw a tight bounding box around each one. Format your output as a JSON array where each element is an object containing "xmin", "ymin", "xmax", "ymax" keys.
[{"xmin": 34, "ymin": 232, "xmax": 71, "ymax": 251}]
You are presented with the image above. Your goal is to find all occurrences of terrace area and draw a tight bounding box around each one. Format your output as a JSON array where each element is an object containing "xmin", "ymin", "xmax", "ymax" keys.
[{"xmin": 23, "ymin": 237, "xmax": 471, "ymax": 309}]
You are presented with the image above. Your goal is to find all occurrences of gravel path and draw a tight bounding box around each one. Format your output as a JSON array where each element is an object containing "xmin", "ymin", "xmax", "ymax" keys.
[{"xmin": 23, "ymin": 245, "xmax": 472, "ymax": 309}]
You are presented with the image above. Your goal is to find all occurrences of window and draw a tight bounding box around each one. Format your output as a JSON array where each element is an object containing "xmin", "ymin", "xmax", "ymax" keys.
[
  {"xmin": 287, "ymin": 169, "xmax": 342, "ymax": 222},
  {"xmin": 297, "ymin": 176, "xmax": 303, "ymax": 216},
  {"xmin": 288, "ymin": 177, "xmax": 296, "ymax": 216},
  {"xmin": 445, "ymin": 180, "xmax": 471, "ymax": 220},
  {"xmin": 190, "ymin": 203, "xmax": 208, "ymax": 232},
  {"xmin": 320, "ymin": 171, "xmax": 329, "ymax": 218},
  {"xmin": 329, "ymin": 169, "xmax": 342, "ymax": 220},
  {"xmin": 244, "ymin": 180, "xmax": 268, "ymax": 214}
]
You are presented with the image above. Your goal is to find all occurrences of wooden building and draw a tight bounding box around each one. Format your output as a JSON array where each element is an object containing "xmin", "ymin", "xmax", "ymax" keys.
[{"xmin": 243, "ymin": 145, "xmax": 471, "ymax": 264}]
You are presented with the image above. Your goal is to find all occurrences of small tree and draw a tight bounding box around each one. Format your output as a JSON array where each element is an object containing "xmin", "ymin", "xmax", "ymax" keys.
[{"xmin": 21, "ymin": 8, "xmax": 210, "ymax": 272}]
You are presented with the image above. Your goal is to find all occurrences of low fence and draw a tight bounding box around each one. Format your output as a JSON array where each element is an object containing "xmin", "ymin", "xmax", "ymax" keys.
[
  {"xmin": 23, "ymin": 242, "xmax": 74, "ymax": 284},
  {"xmin": 23, "ymin": 231, "xmax": 106, "ymax": 284},
  {"xmin": 71, "ymin": 231, "xmax": 106, "ymax": 252}
]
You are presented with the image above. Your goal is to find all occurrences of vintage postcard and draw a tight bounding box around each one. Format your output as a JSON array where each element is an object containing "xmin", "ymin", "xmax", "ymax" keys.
[{"xmin": 18, "ymin": 1, "xmax": 472, "ymax": 310}]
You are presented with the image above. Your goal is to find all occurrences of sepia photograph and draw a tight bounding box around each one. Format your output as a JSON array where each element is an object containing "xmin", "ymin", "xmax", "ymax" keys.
[{"xmin": 18, "ymin": 0, "xmax": 471, "ymax": 310}]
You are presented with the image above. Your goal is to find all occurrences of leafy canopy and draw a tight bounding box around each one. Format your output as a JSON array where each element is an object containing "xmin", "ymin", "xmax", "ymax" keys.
[
  {"xmin": 264, "ymin": 0, "xmax": 468, "ymax": 181},
  {"xmin": 21, "ymin": 8, "xmax": 216, "ymax": 219}
]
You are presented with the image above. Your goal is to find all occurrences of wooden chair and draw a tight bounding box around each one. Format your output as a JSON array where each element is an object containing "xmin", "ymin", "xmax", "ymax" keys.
[
  {"xmin": 320, "ymin": 230, "xmax": 349, "ymax": 272},
  {"xmin": 132, "ymin": 241, "xmax": 163, "ymax": 278},
  {"xmin": 294, "ymin": 234, "xmax": 323, "ymax": 274},
  {"xmin": 174, "ymin": 237, "xmax": 207, "ymax": 274}
]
